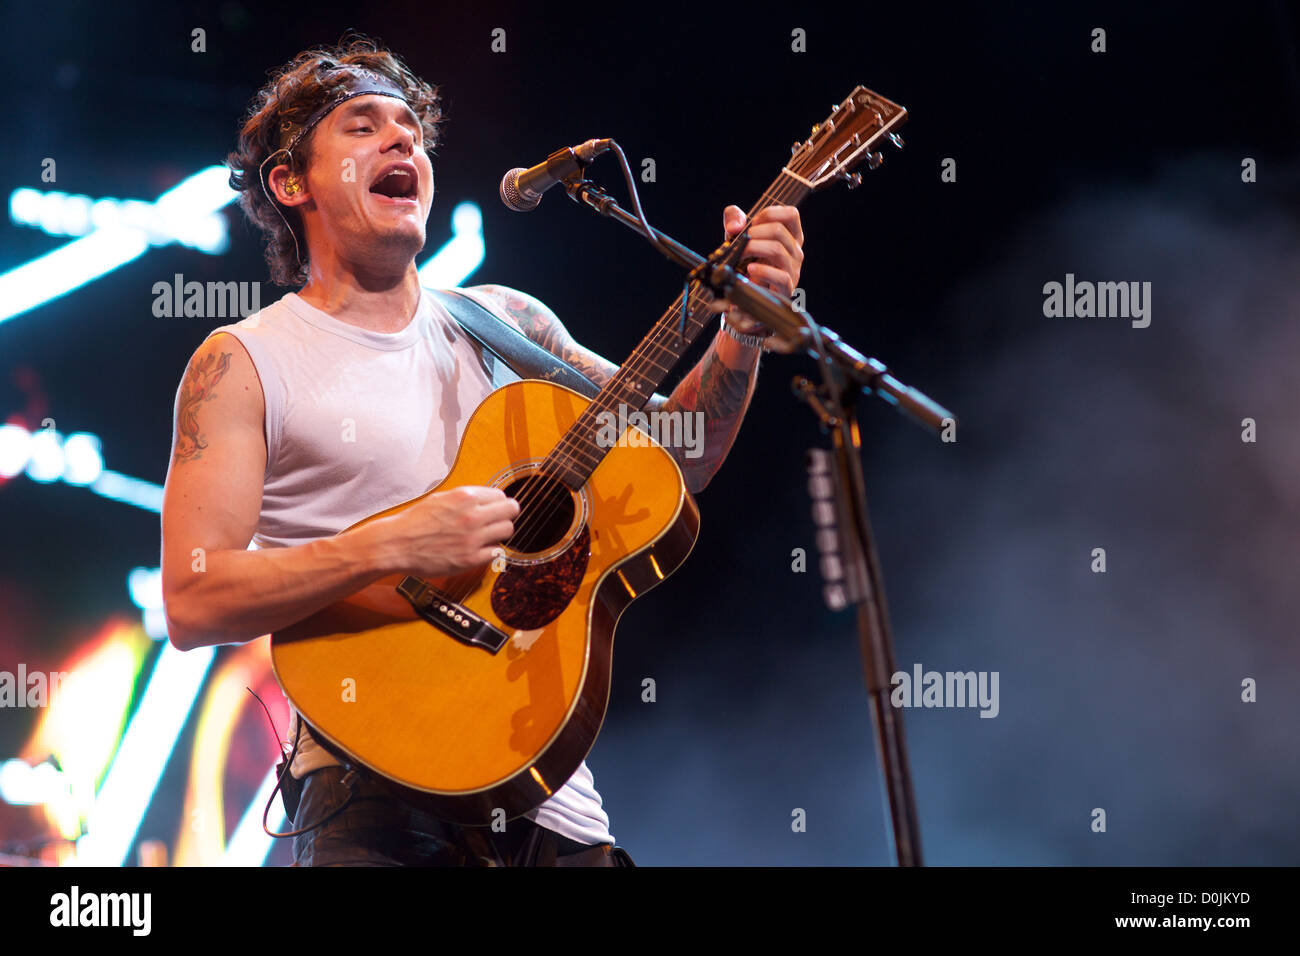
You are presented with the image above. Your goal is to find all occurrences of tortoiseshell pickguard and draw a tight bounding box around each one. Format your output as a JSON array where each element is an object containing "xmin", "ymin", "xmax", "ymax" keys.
[{"xmin": 491, "ymin": 525, "xmax": 591, "ymax": 630}]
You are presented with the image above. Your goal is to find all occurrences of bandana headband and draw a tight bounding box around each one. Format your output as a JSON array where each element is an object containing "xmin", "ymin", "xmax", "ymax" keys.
[{"xmin": 278, "ymin": 67, "xmax": 410, "ymax": 154}]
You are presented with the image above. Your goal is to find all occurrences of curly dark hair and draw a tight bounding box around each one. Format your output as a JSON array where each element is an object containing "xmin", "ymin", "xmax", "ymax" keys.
[{"xmin": 227, "ymin": 36, "xmax": 445, "ymax": 287}]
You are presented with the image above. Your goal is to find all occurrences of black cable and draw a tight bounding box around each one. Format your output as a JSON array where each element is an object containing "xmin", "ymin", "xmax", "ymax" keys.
[
  {"xmin": 248, "ymin": 683, "xmax": 280, "ymax": 745},
  {"xmin": 607, "ymin": 139, "xmax": 677, "ymax": 265},
  {"xmin": 244, "ymin": 687, "xmax": 359, "ymax": 841}
]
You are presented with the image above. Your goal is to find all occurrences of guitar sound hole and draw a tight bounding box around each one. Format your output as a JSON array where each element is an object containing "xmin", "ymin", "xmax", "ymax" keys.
[{"xmin": 504, "ymin": 474, "xmax": 575, "ymax": 556}]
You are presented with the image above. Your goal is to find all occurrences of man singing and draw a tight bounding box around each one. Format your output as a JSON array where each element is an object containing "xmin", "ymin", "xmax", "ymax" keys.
[{"xmin": 160, "ymin": 37, "xmax": 803, "ymax": 866}]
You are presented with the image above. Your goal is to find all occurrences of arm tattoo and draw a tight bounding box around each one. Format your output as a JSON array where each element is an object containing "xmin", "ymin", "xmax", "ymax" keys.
[
  {"xmin": 661, "ymin": 338, "xmax": 757, "ymax": 491},
  {"xmin": 491, "ymin": 287, "xmax": 566, "ymax": 353},
  {"xmin": 478, "ymin": 285, "xmax": 616, "ymax": 389},
  {"xmin": 555, "ymin": 342, "xmax": 617, "ymax": 391},
  {"xmin": 174, "ymin": 350, "xmax": 231, "ymax": 463}
]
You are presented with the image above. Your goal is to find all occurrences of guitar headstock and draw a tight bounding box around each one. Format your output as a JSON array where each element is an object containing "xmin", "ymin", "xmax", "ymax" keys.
[{"xmin": 787, "ymin": 86, "xmax": 908, "ymax": 191}]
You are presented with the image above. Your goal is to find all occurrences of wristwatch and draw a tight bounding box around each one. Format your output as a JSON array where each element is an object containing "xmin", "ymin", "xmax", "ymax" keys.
[{"xmin": 720, "ymin": 314, "xmax": 769, "ymax": 352}]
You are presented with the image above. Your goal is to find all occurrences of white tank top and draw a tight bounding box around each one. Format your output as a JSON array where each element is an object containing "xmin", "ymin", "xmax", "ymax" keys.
[{"xmin": 206, "ymin": 287, "xmax": 613, "ymax": 846}]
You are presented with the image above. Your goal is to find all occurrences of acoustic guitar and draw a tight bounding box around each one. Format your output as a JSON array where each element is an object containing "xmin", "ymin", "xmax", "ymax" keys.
[{"xmin": 271, "ymin": 87, "xmax": 908, "ymax": 824}]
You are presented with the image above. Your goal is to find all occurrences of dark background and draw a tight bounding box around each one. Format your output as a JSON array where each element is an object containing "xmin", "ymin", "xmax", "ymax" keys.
[{"xmin": 1, "ymin": 0, "xmax": 1298, "ymax": 865}]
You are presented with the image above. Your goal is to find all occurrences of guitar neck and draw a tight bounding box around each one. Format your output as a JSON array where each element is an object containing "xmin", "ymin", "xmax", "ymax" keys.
[{"xmin": 545, "ymin": 173, "xmax": 812, "ymax": 488}]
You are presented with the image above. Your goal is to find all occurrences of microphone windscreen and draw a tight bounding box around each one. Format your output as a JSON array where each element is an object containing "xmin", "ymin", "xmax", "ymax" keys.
[{"xmin": 499, "ymin": 169, "xmax": 538, "ymax": 212}]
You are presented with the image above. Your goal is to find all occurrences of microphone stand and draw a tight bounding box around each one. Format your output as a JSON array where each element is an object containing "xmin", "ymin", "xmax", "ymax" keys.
[{"xmin": 562, "ymin": 174, "xmax": 955, "ymax": 865}]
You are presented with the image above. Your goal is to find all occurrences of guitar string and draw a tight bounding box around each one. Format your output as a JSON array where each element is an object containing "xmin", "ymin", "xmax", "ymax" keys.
[
  {"xmin": 440, "ymin": 174, "xmax": 810, "ymax": 606},
  {"xmin": 441, "ymin": 164, "xmax": 819, "ymax": 607}
]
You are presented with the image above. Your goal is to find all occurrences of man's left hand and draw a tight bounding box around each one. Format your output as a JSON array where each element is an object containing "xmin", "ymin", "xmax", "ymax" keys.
[{"xmin": 718, "ymin": 203, "xmax": 805, "ymax": 354}]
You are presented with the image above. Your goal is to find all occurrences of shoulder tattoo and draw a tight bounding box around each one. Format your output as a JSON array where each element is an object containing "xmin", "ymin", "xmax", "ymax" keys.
[{"xmin": 174, "ymin": 350, "xmax": 232, "ymax": 463}]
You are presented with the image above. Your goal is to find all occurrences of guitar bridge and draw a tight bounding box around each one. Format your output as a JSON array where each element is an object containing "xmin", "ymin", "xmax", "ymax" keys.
[{"xmin": 396, "ymin": 576, "xmax": 510, "ymax": 654}]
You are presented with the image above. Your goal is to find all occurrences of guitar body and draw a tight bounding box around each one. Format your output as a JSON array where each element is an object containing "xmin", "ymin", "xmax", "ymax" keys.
[{"xmin": 271, "ymin": 379, "xmax": 699, "ymax": 824}]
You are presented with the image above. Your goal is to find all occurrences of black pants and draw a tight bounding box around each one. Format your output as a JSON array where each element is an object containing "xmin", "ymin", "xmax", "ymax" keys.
[{"xmin": 288, "ymin": 765, "xmax": 634, "ymax": 867}]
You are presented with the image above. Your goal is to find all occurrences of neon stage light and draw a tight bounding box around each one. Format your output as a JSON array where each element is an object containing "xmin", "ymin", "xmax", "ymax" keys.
[
  {"xmin": 73, "ymin": 642, "xmax": 215, "ymax": 866},
  {"xmin": 2, "ymin": 166, "xmax": 238, "ymax": 324}
]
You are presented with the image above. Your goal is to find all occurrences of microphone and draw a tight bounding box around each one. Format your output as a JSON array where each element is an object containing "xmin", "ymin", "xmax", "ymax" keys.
[{"xmin": 500, "ymin": 138, "xmax": 611, "ymax": 211}]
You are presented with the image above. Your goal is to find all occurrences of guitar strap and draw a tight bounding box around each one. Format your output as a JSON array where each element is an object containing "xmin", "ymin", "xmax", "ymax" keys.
[{"xmin": 426, "ymin": 287, "xmax": 603, "ymax": 400}]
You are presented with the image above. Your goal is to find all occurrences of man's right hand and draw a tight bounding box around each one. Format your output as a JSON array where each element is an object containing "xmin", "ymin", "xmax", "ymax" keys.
[{"xmin": 371, "ymin": 485, "xmax": 519, "ymax": 579}]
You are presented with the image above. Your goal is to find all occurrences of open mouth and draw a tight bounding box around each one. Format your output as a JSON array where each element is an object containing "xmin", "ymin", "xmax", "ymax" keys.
[{"xmin": 369, "ymin": 165, "xmax": 418, "ymax": 203}]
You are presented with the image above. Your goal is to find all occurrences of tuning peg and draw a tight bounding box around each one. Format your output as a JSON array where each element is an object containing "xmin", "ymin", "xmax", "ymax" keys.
[
  {"xmin": 791, "ymin": 141, "xmax": 802, "ymax": 155},
  {"xmin": 842, "ymin": 172, "xmax": 863, "ymax": 189},
  {"xmin": 831, "ymin": 103, "xmax": 840, "ymax": 112},
  {"xmin": 865, "ymin": 151, "xmax": 883, "ymax": 170},
  {"xmin": 889, "ymin": 132, "xmax": 905, "ymax": 149}
]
